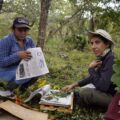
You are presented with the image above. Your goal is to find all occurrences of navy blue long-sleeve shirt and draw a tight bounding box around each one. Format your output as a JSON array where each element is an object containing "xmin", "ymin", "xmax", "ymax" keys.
[{"xmin": 78, "ymin": 51, "xmax": 116, "ymax": 95}]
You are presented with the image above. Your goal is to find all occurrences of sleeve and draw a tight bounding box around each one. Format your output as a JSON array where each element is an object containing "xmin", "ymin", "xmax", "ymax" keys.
[
  {"xmin": 78, "ymin": 76, "xmax": 93, "ymax": 87},
  {"xmin": 88, "ymin": 55, "xmax": 114, "ymax": 92},
  {"xmin": 0, "ymin": 38, "xmax": 21, "ymax": 67}
]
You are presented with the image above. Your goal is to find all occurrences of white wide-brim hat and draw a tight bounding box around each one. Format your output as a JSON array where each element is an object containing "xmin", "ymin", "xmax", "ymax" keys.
[{"xmin": 88, "ymin": 29, "xmax": 114, "ymax": 45}]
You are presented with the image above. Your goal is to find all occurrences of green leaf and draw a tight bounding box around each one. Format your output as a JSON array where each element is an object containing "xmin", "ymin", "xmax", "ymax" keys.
[
  {"xmin": 113, "ymin": 64, "xmax": 120, "ymax": 74},
  {"xmin": 112, "ymin": 74, "xmax": 120, "ymax": 89}
]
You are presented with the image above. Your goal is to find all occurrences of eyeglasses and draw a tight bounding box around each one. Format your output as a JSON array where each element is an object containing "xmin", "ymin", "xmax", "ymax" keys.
[{"xmin": 16, "ymin": 28, "xmax": 29, "ymax": 32}]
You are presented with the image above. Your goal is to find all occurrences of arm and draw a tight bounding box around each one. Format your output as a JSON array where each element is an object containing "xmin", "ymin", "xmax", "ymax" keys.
[
  {"xmin": 61, "ymin": 76, "xmax": 93, "ymax": 92},
  {"xmin": 89, "ymin": 55, "xmax": 114, "ymax": 92},
  {"xmin": 61, "ymin": 82, "xmax": 79, "ymax": 92},
  {"xmin": 0, "ymin": 38, "xmax": 21, "ymax": 67},
  {"xmin": 78, "ymin": 60, "xmax": 102, "ymax": 87},
  {"xmin": 78, "ymin": 76, "xmax": 93, "ymax": 87}
]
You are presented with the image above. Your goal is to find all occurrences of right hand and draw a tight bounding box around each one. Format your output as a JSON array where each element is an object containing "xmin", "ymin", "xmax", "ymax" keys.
[
  {"xmin": 61, "ymin": 84, "xmax": 75, "ymax": 93},
  {"xmin": 89, "ymin": 60, "xmax": 102, "ymax": 68},
  {"xmin": 17, "ymin": 51, "xmax": 32, "ymax": 60}
]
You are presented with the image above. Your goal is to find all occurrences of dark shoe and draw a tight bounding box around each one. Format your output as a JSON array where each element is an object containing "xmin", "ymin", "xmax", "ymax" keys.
[
  {"xmin": 19, "ymin": 77, "xmax": 39, "ymax": 93},
  {"xmin": 0, "ymin": 82, "xmax": 7, "ymax": 90},
  {"xmin": 6, "ymin": 81, "xmax": 19, "ymax": 91}
]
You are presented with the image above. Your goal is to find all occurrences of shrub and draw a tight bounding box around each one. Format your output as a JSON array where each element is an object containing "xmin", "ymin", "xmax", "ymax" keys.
[
  {"xmin": 64, "ymin": 34, "xmax": 87, "ymax": 51},
  {"xmin": 112, "ymin": 53, "xmax": 120, "ymax": 91}
]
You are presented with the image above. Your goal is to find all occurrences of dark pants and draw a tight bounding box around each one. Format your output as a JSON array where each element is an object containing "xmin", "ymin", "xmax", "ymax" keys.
[
  {"xmin": 6, "ymin": 77, "xmax": 39, "ymax": 91},
  {"xmin": 74, "ymin": 88, "xmax": 113, "ymax": 109}
]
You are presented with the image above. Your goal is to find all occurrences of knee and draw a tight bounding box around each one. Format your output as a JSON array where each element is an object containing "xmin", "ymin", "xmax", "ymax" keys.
[
  {"xmin": 79, "ymin": 88, "xmax": 95, "ymax": 104},
  {"xmin": 80, "ymin": 88, "xmax": 94, "ymax": 97},
  {"xmin": 74, "ymin": 88, "xmax": 94, "ymax": 107},
  {"xmin": 15, "ymin": 79, "xmax": 31, "ymax": 85}
]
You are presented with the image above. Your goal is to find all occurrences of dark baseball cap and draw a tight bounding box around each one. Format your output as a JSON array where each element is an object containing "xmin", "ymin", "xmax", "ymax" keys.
[{"xmin": 13, "ymin": 17, "xmax": 30, "ymax": 29}]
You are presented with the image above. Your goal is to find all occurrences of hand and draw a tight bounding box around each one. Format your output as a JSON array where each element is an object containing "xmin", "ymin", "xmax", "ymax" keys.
[
  {"xmin": 89, "ymin": 60, "xmax": 102, "ymax": 68},
  {"xmin": 61, "ymin": 82, "xmax": 78, "ymax": 92},
  {"xmin": 61, "ymin": 85, "xmax": 74, "ymax": 92},
  {"xmin": 17, "ymin": 51, "xmax": 32, "ymax": 60}
]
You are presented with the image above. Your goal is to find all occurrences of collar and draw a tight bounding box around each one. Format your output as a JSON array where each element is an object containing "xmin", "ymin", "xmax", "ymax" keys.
[
  {"xmin": 10, "ymin": 33, "xmax": 29, "ymax": 44},
  {"xmin": 101, "ymin": 48, "xmax": 111, "ymax": 57},
  {"xmin": 96, "ymin": 48, "xmax": 111, "ymax": 61}
]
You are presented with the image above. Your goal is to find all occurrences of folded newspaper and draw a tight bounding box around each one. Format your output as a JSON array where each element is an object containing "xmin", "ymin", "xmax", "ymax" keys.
[
  {"xmin": 16, "ymin": 47, "xmax": 49, "ymax": 80},
  {"xmin": 24, "ymin": 85, "xmax": 73, "ymax": 108}
]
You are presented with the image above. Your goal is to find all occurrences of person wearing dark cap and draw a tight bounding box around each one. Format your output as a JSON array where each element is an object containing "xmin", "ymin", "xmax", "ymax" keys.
[
  {"xmin": 0, "ymin": 17, "xmax": 36, "ymax": 91},
  {"xmin": 61, "ymin": 29, "xmax": 116, "ymax": 109}
]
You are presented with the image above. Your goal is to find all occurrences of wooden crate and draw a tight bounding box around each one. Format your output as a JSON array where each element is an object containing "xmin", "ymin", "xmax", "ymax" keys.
[
  {"xmin": 40, "ymin": 93, "xmax": 74, "ymax": 113},
  {"xmin": 40, "ymin": 104, "xmax": 73, "ymax": 113}
]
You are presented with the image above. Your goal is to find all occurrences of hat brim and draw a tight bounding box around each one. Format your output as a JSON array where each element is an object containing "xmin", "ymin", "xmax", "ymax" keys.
[
  {"xmin": 87, "ymin": 31, "xmax": 113, "ymax": 44},
  {"xmin": 88, "ymin": 31, "xmax": 99, "ymax": 39},
  {"xmin": 15, "ymin": 24, "xmax": 30, "ymax": 29}
]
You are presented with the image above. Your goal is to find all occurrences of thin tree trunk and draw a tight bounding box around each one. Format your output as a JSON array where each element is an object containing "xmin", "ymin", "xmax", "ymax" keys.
[
  {"xmin": 0, "ymin": 0, "xmax": 3, "ymax": 11},
  {"xmin": 90, "ymin": 16, "xmax": 95, "ymax": 31},
  {"xmin": 37, "ymin": 0, "xmax": 52, "ymax": 50},
  {"xmin": 89, "ymin": 12, "xmax": 96, "ymax": 31}
]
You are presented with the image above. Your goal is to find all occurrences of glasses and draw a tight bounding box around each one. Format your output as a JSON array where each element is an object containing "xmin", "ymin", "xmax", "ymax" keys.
[{"xmin": 16, "ymin": 28, "xmax": 29, "ymax": 32}]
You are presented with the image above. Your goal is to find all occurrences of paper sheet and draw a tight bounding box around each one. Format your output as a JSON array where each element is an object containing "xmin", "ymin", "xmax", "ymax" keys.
[
  {"xmin": 39, "ymin": 90, "xmax": 73, "ymax": 107},
  {"xmin": 0, "ymin": 90, "xmax": 13, "ymax": 97},
  {"xmin": 16, "ymin": 47, "xmax": 49, "ymax": 80}
]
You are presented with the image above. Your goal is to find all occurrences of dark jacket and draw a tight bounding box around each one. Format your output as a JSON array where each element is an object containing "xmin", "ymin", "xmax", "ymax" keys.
[{"xmin": 78, "ymin": 51, "xmax": 116, "ymax": 95}]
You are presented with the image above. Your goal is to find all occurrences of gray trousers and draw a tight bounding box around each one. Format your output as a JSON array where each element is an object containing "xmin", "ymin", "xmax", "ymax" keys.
[{"xmin": 74, "ymin": 88, "xmax": 113, "ymax": 109}]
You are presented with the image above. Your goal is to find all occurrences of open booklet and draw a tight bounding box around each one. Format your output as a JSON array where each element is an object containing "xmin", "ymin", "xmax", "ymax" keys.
[
  {"xmin": 16, "ymin": 47, "xmax": 49, "ymax": 80},
  {"xmin": 24, "ymin": 85, "xmax": 73, "ymax": 108}
]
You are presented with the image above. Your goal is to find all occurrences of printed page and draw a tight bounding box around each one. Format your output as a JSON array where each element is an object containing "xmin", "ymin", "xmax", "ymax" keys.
[
  {"xmin": 39, "ymin": 90, "xmax": 73, "ymax": 107},
  {"xmin": 24, "ymin": 85, "xmax": 51, "ymax": 103},
  {"xmin": 16, "ymin": 47, "xmax": 49, "ymax": 80}
]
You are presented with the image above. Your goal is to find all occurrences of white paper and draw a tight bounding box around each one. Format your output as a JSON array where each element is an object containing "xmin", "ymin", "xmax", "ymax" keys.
[
  {"xmin": 24, "ymin": 84, "xmax": 73, "ymax": 107},
  {"xmin": 81, "ymin": 83, "xmax": 95, "ymax": 89},
  {"xmin": 24, "ymin": 85, "xmax": 51, "ymax": 103},
  {"xmin": 39, "ymin": 90, "xmax": 73, "ymax": 107},
  {"xmin": 0, "ymin": 90, "xmax": 13, "ymax": 97},
  {"xmin": 16, "ymin": 47, "xmax": 49, "ymax": 80}
]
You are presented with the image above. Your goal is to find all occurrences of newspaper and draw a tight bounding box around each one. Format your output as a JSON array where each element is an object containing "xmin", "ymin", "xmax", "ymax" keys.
[
  {"xmin": 24, "ymin": 84, "xmax": 73, "ymax": 108},
  {"xmin": 24, "ymin": 85, "xmax": 51, "ymax": 103},
  {"xmin": 16, "ymin": 47, "xmax": 49, "ymax": 80},
  {"xmin": 39, "ymin": 90, "xmax": 73, "ymax": 107}
]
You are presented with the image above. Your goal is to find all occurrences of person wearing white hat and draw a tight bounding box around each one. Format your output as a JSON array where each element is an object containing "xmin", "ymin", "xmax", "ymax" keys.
[{"xmin": 61, "ymin": 29, "xmax": 116, "ymax": 109}]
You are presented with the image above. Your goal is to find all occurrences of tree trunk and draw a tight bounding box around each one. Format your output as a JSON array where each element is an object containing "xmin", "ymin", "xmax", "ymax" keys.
[
  {"xmin": 37, "ymin": 0, "xmax": 52, "ymax": 50},
  {"xmin": 89, "ymin": 16, "xmax": 95, "ymax": 31},
  {"xmin": 89, "ymin": 11, "xmax": 96, "ymax": 31},
  {"xmin": 0, "ymin": 0, "xmax": 3, "ymax": 11}
]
